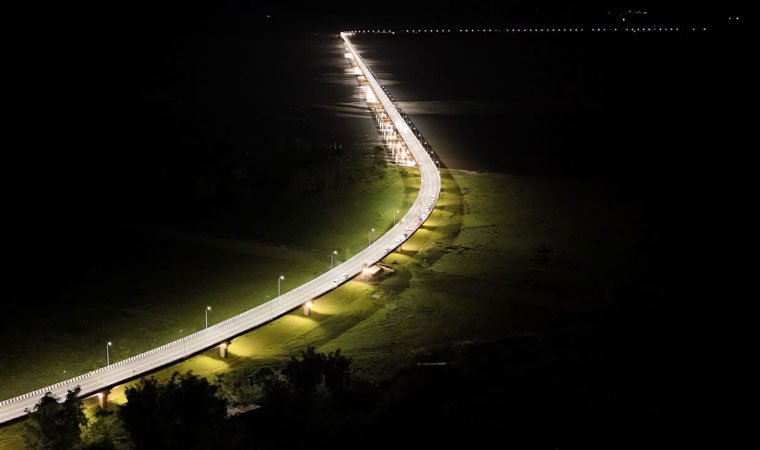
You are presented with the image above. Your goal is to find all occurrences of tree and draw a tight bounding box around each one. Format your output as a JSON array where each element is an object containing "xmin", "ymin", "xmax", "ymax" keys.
[
  {"xmin": 282, "ymin": 345, "xmax": 325, "ymax": 395},
  {"xmin": 81, "ymin": 408, "xmax": 126, "ymax": 450},
  {"xmin": 23, "ymin": 387, "xmax": 87, "ymax": 450},
  {"xmin": 119, "ymin": 372, "xmax": 227, "ymax": 450},
  {"xmin": 324, "ymin": 349, "xmax": 353, "ymax": 395},
  {"xmin": 252, "ymin": 367, "xmax": 289, "ymax": 401}
]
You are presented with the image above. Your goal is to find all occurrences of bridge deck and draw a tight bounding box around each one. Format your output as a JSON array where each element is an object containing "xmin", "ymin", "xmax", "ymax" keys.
[{"xmin": 0, "ymin": 32, "xmax": 441, "ymax": 425}]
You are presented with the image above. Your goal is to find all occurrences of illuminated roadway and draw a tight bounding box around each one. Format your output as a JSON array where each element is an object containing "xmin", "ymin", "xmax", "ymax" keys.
[{"xmin": 0, "ymin": 32, "xmax": 441, "ymax": 424}]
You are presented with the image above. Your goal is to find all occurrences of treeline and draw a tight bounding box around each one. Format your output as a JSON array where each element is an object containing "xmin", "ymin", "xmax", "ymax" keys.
[
  {"xmin": 27, "ymin": 331, "xmax": 726, "ymax": 450},
  {"xmin": 21, "ymin": 346, "xmax": 366, "ymax": 450}
]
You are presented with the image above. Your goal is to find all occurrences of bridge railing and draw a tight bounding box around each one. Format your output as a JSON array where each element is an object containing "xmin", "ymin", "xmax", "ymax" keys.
[{"xmin": 0, "ymin": 33, "xmax": 441, "ymax": 418}]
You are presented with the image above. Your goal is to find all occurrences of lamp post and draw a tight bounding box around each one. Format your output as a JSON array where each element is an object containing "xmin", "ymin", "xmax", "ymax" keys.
[
  {"xmin": 368, "ymin": 228, "xmax": 375, "ymax": 246},
  {"xmin": 106, "ymin": 342, "xmax": 112, "ymax": 366},
  {"xmin": 331, "ymin": 250, "xmax": 337, "ymax": 268},
  {"xmin": 205, "ymin": 306, "xmax": 211, "ymax": 329},
  {"xmin": 394, "ymin": 210, "xmax": 400, "ymax": 226},
  {"xmin": 278, "ymin": 275, "xmax": 285, "ymax": 296}
]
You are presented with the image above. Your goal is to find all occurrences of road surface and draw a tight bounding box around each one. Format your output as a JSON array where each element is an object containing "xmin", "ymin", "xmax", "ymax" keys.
[{"xmin": 0, "ymin": 32, "xmax": 441, "ymax": 424}]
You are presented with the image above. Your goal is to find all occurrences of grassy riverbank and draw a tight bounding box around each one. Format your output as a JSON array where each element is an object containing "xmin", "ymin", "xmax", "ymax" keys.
[
  {"xmin": 0, "ymin": 164, "xmax": 406, "ymax": 403},
  {"xmin": 0, "ymin": 166, "xmax": 645, "ymax": 448}
]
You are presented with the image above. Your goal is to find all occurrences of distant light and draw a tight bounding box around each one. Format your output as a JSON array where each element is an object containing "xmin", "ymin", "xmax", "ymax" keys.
[{"xmin": 207, "ymin": 306, "xmax": 211, "ymax": 311}]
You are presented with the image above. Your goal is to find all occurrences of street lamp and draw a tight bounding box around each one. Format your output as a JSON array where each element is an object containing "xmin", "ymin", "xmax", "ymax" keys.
[
  {"xmin": 278, "ymin": 275, "xmax": 285, "ymax": 296},
  {"xmin": 368, "ymin": 228, "xmax": 375, "ymax": 246},
  {"xmin": 106, "ymin": 341, "xmax": 112, "ymax": 366},
  {"xmin": 394, "ymin": 210, "xmax": 400, "ymax": 226},
  {"xmin": 331, "ymin": 250, "xmax": 338, "ymax": 268},
  {"xmin": 205, "ymin": 306, "xmax": 211, "ymax": 329}
]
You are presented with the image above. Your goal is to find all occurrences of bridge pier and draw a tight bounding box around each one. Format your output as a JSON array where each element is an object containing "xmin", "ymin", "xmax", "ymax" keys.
[
  {"xmin": 302, "ymin": 301, "xmax": 313, "ymax": 316},
  {"xmin": 97, "ymin": 389, "xmax": 111, "ymax": 409},
  {"xmin": 219, "ymin": 341, "xmax": 231, "ymax": 358}
]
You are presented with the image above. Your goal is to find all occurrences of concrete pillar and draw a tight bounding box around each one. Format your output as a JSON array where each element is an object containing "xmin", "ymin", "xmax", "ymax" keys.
[
  {"xmin": 302, "ymin": 301, "xmax": 313, "ymax": 316},
  {"xmin": 98, "ymin": 389, "xmax": 110, "ymax": 409},
  {"xmin": 219, "ymin": 341, "xmax": 231, "ymax": 358}
]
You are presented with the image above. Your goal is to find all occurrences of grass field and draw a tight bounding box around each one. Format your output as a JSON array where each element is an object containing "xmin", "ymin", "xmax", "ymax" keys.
[
  {"xmin": 0, "ymin": 165, "xmax": 407, "ymax": 402},
  {"xmin": 109, "ymin": 167, "xmax": 643, "ymax": 386},
  {"xmin": 0, "ymin": 165, "xmax": 644, "ymax": 448}
]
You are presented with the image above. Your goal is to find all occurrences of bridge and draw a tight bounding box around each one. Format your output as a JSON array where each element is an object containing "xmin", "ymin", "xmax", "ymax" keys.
[{"xmin": 0, "ymin": 32, "xmax": 441, "ymax": 425}]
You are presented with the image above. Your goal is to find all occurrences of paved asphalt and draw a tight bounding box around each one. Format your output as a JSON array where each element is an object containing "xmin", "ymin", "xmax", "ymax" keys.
[{"xmin": 0, "ymin": 32, "xmax": 441, "ymax": 424}]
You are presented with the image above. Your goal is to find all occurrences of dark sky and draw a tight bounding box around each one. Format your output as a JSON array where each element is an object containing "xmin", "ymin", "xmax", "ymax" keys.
[{"xmin": 1, "ymin": 1, "xmax": 749, "ymax": 35}]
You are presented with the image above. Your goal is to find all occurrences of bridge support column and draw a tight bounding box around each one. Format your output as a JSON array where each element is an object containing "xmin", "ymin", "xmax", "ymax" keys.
[
  {"xmin": 219, "ymin": 341, "xmax": 231, "ymax": 358},
  {"xmin": 302, "ymin": 301, "xmax": 313, "ymax": 316},
  {"xmin": 98, "ymin": 389, "xmax": 111, "ymax": 409}
]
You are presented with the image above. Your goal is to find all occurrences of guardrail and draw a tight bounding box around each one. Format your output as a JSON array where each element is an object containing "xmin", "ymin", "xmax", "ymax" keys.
[{"xmin": 0, "ymin": 32, "xmax": 441, "ymax": 424}]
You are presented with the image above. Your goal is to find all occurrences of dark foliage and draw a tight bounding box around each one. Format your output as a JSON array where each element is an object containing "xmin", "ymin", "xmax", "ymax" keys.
[
  {"xmin": 323, "ymin": 349, "xmax": 353, "ymax": 396},
  {"xmin": 282, "ymin": 345, "xmax": 327, "ymax": 395},
  {"xmin": 23, "ymin": 387, "xmax": 87, "ymax": 450},
  {"xmin": 119, "ymin": 372, "xmax": 227, "ymax": 450}
]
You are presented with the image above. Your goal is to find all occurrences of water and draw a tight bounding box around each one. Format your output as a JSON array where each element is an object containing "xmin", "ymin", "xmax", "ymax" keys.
[
  {"xmin": 352, "ymin": 31, "xmax": 756, "ymax": 318},
  {"xmin": 351, "ymin": 32, "xmax": 752, "ymax": 187},
  {"xmin": 2, "ymin": 29, "xmax": 380, "ymax": 313}
]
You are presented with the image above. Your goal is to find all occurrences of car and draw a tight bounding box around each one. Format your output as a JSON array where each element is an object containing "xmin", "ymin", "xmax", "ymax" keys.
[{"xmin": 341, "ymin": 273, "xmax": 349, "ymax": 280}]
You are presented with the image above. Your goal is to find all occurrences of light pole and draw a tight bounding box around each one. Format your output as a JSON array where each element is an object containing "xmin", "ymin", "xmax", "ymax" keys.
[
  {"xmin": 394, "ymin": 210, "xmax": 400, "ymax": 226},
  {"xmin": 205, "ymin": 306, "xmax": 211, "ymax": 329},
  {"xmin": 106, "ymin": 341, "xmax": 112, "ymax": 366},
  {"xmin": 331, "ymin": 250, "xmax": 338, "ymax": 268},
  {"xmin": 278, "ymin": 275, "xmax": 285, "ymax": 296},
  {"xmin": 368, "ymin": 228, "xmax": 375, "ymax": 246}
]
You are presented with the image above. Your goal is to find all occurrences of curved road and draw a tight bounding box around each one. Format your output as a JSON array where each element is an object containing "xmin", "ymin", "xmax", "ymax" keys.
[{"xmin": 0, "ymin": 32, "xmax": 441, "ymax": 424}]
